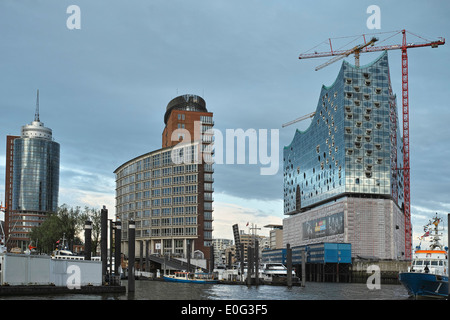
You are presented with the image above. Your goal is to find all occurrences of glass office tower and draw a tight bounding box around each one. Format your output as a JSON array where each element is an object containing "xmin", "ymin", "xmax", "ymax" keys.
[
  {"xmin": 12, "ymin": 138, "xmax": 60, "ymax": 212},
  {"xmin": 8, "ymin": 92, "xmax": 60, "ymax": 249}
]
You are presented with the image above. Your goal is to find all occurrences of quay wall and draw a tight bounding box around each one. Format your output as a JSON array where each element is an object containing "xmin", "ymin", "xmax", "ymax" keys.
[{"xmin": 351, "ymin": 259, "xmax": 410, "ymax": 284}]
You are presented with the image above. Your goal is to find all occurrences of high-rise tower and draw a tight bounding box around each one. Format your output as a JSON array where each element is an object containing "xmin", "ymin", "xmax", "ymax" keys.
[
  {"xmin": 5, "ymin": 90, "xmax": 60, "ymax": 250},
  {"xmin": 115, "ymin": 94, "xmax": 214, "ymax": 268}
]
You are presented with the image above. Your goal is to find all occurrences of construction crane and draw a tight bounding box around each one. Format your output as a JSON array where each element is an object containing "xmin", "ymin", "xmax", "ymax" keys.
[
  {"xmin": 296, "ymin": 29, "xmax": 445, "ymax": 260},
  {"xmin": 283, "ymin": 38, "xmax": 377, "ymax": 126},
  {"xmin": 282, "ymin": 111, "xmax": 315, "ymax": 128},
  {"xmin": 315, "ymin": 36, "xmax": 378, "ymax": 71}
]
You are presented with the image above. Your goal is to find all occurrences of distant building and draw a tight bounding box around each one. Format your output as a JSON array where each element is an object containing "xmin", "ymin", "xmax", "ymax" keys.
[
  {"xmin": 4, "ymin": 91, "xmax": 60, "ymax": 250},
  {"xmin": 212, "ymin": 238, "xmax": 233, "ymax": 265},
  {"xmin": 114, "ymin": 94, "xmax": 214, "ymax": 266},
  {"xmin": 264, "ymin": 224, "xmax": 283, "ymax": 250},
  {"xmin": 224, "ymin": 245, "xmax": 237, "ymax": 265},
  {"xmin": 283, "ymin": 52, "xmax": 407, "ymax": 260},
  {"xmin": 236, "ymin": 231, "xmax": 268, "ymax": 261}
]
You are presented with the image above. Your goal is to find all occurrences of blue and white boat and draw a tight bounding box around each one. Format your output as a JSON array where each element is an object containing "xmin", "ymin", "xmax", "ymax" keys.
[
  {"xmin": 163, "ymin": 270, "xmax": 217, "ymax": 284},
  {"xmin": 399, "ymin": 215, "xmax": 448, "ymax": 299}
]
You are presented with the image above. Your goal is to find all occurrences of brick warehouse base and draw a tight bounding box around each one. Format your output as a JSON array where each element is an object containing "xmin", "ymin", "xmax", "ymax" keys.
[{"xmin": 283, "ymin": 196, "xmax": 406, "ymax": 260}]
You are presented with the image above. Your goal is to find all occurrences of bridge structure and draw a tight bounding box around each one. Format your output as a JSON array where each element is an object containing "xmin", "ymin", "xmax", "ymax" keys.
[{"xmin": 133, "ymin": 254, "xmax": 208, "ymax": 277}]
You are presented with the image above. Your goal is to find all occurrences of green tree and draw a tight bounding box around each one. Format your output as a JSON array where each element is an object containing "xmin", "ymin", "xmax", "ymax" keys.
[
  {"xmin": 30, "ymin": 212, "xmax": 63, "ymax": 253},
  {"xmin": 79, "ymin": 206, "xmax": 102, "ymax": 256},
  {"xmin": 30, "ymin": 204, "xmax": 102, "ymax": 255}
]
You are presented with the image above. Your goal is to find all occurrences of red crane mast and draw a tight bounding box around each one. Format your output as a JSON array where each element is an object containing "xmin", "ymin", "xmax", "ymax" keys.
[{"xmin": 298, "ymin": 29, "xmax": 445, "ymax": 260}]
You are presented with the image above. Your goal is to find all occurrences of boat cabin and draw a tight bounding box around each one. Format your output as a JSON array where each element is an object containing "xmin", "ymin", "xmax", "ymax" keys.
[{"xmin": 409, "ymin": 250, "xmax": 448, "ymax": 275}]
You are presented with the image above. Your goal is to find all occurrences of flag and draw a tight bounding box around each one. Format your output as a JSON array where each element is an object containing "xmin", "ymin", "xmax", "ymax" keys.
[{"xmin": 246, "ymin": 222, "xmax": 249, "ymax": 227}]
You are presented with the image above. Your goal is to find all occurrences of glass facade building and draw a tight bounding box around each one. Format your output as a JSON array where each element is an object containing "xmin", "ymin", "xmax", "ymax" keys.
[
  {"xmin": 284, "ymin": 51, "xmax": 404, "ymax": 214},
  {"xmin": 12, "ymin": 138, "xmax": 60, "ymax": 212},
  {"xmin": 6, "ymin": 95, "xmax": 60, "ymax": 250}
]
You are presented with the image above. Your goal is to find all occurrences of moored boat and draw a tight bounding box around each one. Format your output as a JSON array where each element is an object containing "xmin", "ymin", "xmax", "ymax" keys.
[
  {"xmin": 163, "ymin": 271, "xmax": 217, "ymax": 284},
  {"xmin": 261, "ymin": 262, "xmax": 298, "ymax": 284},
  {"xmin": 399, "ymin": 214, "xmax": 448, "ymax": 299}
]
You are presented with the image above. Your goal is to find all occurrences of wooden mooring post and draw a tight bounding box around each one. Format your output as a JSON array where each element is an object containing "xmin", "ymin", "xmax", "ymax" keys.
[
  {"xmin": 128, "ymin": 220, "xmax": 135, "ymax": 292},
  {"xmin": 286, "ymin": 243, "xmax": 292, "ymax": 288},
  {"xmin": 301, "ymin": 249, "xmax": 306, "ymax": 287}
]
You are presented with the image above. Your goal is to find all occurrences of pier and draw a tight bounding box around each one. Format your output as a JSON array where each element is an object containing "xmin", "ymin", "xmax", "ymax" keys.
[{"xmin": 262, "ymin": 242, "xmax": 409, "ymax": 285}]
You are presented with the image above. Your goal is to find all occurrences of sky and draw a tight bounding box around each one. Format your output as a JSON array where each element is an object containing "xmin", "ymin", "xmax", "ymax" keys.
[{"xmin": 0, "ymin": 0, "xmax": 449, "ymax": 247}]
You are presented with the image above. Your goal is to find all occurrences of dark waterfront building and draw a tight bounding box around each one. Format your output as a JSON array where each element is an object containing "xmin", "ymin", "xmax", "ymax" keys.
[
  {"xmin": 114, "ymin": 94, "xmax": 214, "ymax": 267},
  {"xmin": 283, "ymin": 52, "xmax": 408, "ymax": 260},
  {"xmin": 4, "ymin": 91, "xmax": 60, "ymax": 250}
]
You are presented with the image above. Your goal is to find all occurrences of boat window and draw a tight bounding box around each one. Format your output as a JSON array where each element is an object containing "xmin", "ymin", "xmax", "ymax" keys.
[
  {"xmin": 430, "ymin": 261, "xmax": 438, "ymax": 266},
  {"xmin": 415, "ymin": 260, "xmax": 423, "ymax": 265}
]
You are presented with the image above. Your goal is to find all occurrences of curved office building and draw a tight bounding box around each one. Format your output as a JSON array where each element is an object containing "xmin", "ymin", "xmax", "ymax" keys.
[
  {"xmin": 12, "ymin": 137, "xmax": 60, "ymax": 212},
  {"xmin": 283, "ymin": 52, "xmax": 407, "ymax": 260},
  {"xmin": 115, "ymin": 94, "xmax": 214, "ymax": 266}
]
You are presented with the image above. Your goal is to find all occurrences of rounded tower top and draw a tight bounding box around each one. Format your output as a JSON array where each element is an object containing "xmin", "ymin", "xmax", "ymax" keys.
[
  {"xmin": 164, "ymin": 94, "xmax": 207, "ymax": 124},
  {"xmin": 21, "ymin": 121, "xmax": 53, "ymax": 140},
  {"xmin": 21, "ymin": 90, "xmax": 53, "ymax": 140}
]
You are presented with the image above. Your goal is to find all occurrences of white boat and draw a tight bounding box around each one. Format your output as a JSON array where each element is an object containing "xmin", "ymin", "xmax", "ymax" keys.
[
  {"xmin": 51, "ymin": 234, "xmax": 85, "ymax": 260},
  {"xmin": 214, "ymin": 265, "xmax": 240, "ymax": 281},
  {"xmin": 52, "ymin": 249, "xmax": 85, "ymax": 260},
  {"xmin": 399, "ymin": 214, "xmax": 448, "ymax": 298},
  {"xmin": 235, "ymin": 262, "xmax": 298, "ymax": 284},
  {"xmin": 260, "ymin": 263, "xmax": 297, "ymax": 283}
]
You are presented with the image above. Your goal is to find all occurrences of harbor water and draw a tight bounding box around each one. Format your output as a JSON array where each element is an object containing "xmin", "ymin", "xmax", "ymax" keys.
[{"xmin": 0, "ymin": 280, "xmax": 410, "ymax": 300}]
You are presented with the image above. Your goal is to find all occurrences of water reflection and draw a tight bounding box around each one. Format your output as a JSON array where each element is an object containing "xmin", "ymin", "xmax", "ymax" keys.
[
  {"xmin": 123, "ymin": 280, "xmax": 409, "ymax": 300},
  {"xmin": 0, "ymin": 280, "xmax": 410, "ymax": 300}
]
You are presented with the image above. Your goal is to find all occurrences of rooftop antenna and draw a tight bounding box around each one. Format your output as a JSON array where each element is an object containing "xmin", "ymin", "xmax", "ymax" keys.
[{"xmin": 34, "ymin": 89, "xmax": 40, "ymax": 122}]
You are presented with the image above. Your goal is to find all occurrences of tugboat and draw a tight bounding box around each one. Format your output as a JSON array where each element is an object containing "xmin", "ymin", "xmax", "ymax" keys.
[{"xmin": 399, "ymin": 214, "xmax": 448, "ymax": 299}]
